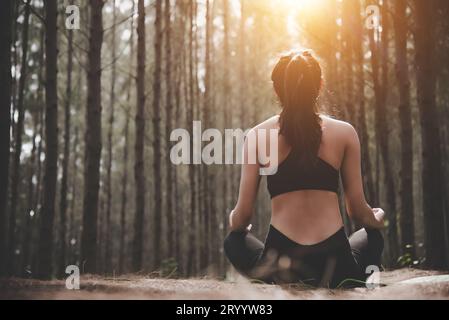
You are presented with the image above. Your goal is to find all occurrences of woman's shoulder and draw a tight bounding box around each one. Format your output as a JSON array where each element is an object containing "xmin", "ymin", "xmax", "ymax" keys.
[
  {"xmin": 321, "ymin": 115, "xmax": 357, "ymax": 134},
  {"xmin": 251, "ymin": 115, "xmax": 280, "ymax": 132},
  {"xmin": 249, "ymin": 114, "xmax": 358, "ymax": 138}
]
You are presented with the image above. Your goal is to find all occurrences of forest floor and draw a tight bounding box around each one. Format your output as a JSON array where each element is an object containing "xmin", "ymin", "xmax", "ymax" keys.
[{"xmin": 1, "ymin": 268, "xmax": 449, "ymax": 300}]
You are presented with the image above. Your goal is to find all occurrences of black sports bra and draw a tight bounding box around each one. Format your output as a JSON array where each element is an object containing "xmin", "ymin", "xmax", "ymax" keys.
[{"xmin": 267, "ymin": 148, "xmax": 339, "ymax": 199}]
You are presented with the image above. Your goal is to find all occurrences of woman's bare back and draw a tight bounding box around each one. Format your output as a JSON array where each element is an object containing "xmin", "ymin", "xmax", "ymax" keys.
[{"xmin": 252, "ymin": 115, "xmax": 359, "ymax": 245}]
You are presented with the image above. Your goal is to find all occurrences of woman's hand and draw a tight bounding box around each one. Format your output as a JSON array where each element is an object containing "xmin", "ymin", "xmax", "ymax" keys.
[{"xmin": 372, "ymin": 208, "xmax": 386, "ymax": 228}]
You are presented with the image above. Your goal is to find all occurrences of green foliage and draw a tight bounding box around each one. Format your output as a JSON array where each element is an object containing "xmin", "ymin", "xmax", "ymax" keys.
[
  {"xmin": 160, "ymin": 258, "xmax": 178, "ymax": 278},
  {"xmin": 397, "ymin": 253, "xmax": 413, "ymax": 267}
]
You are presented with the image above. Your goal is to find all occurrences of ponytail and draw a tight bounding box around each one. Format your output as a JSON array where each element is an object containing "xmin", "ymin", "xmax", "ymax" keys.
[{"xmin": 271, "ymin": 50, "xmax": 323, "ymax": 168}]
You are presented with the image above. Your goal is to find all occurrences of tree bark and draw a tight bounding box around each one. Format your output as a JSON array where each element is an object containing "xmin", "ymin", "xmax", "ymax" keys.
[
  {"xmin": 119, "ymin": 0, "xmax": 135, "ymax": 275},
  {"xmin": 105, "ymin": 0, "xmax": 117, "ymax": 275},
  {"xmin": 153, "ymin": 0, "xmax": 163, "ymax": 269},
  {"xmin": 0, "ymin": 0, "xmax": 14, "ymax": 277},
  {"xmin": 414, "ymin": 0, "xmax": 447, "ymax": 268},
  {"xmin": 8, "ymin": 0, "xmax": 31, "ymax": 276},
  {"xmin": 81, "ymin": 0, "xmax": 104, "ymax": 274},
  {"xmin": 58, "ymin": 2, "xmax": 74, "ymax": 276},
  {"xmin": 202, "ymin": 0, "xmax": 213, "ymax": 271},
  {"xmin": 133, "ymin": 0, "xmax": 146, "ymax": 272},
  {"xmin": 352, "ymin": 0, "xmax": 376, "ymax": 205},
  {"xmin": 393, "ymin": 0, "xmax": 415, "ymax": 258},
  {"xmin": 22, "ymin": 104, "xmax": 40, "ymax": 275},
  {"xmin": 187, "ymin": 0, "xmax": 197, "ymax": 276},
  {"xmin": 368, "ymin": 0, "xmax": 398, "ymax": 265},
  {"xmin": 37, "ymin": 0, "xmax": 59, "ymax": 279},
  {"xmin": 164, "ymin": 0, "xmax": 175, "ymax": 258},
  {"xmin": 341, "ymin": 0, "xmax": 355, "ymax": 125},
  {"xmin": 221, "ymin": 0, "xmax": 231, "ymax": 274}
]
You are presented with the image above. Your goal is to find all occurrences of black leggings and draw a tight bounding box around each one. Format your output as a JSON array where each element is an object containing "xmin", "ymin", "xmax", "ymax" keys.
[{"xmin": 224, "ymin": 226, "xmax": 384, "ymax": 288}]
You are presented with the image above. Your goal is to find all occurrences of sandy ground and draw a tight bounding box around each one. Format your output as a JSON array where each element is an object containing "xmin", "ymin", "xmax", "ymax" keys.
[{"xmin": 1, "ymin": 268, "xmax": 448, "ymax": 300}]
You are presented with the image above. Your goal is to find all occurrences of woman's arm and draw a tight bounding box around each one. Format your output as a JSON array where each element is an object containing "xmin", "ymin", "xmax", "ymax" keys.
[
  {"xmin": 229, "ymin": 129, "xmax": 262, "ymax": 232},
  {"xmin": 340, "ymin": 124, "xmax": 385, "ymax": 229}
]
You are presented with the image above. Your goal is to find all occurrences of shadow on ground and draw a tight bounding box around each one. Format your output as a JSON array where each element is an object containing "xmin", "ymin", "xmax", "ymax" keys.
[{"xmin": 1, "ymin": 268, "xmax": 448, "ymax": 300}]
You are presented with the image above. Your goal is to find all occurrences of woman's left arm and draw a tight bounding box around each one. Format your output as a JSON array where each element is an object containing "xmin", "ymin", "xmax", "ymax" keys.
[{"xmin": 229, "ymin": 130, "xmax": 261, "ymax": 231}]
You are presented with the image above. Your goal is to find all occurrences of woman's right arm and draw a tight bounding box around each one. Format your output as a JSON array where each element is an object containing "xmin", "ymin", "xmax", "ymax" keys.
[{"xmin": 340, "ymin": 124, "xmax": 385, "ymax": 229}]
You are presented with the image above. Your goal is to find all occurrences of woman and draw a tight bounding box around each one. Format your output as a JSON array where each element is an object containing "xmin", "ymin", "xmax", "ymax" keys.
[{"xmin": 224, "ymin": 50, "xmax": 385, "ymax": 288}]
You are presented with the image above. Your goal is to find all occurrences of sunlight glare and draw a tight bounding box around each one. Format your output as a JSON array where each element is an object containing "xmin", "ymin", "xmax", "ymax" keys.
[{"xmin": 278, "ymin": 0, "xmax": 325, "ymax": 11}]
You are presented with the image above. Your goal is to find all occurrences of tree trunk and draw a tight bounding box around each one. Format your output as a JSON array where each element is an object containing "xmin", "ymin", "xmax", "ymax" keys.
[
  {"xmin": 221, "ymin": 0, "xmax": 231, "ymax": 274},
  {"xmin": 173, "ymin": 2, "xmax": 185, "ymax": 271},
  {"xmin": 380, "ymin": 2, "xmax": 399, "ymax": 263},
  {"xmin": 119, "ymin": 0, "xmax": 135, "ymax": 275},
  {"xmin": 153, "ymin": 0, "xmax": 163, "ymax": 269},
  {"xmin": 164, "ymin": 0, "xmax": 174, "ymax": 258},
  {"xmin": 69, "ymin": 126, "xmax": 80, "ymax": 265},
  {"xmin": 187, "ymin": 0, "xmax": 197, "ymax": 276},
  {"xmin": 174, "ymin": 54, "xmax": 182, "ymax": 273},
  {"xmin": 33, "ymin": 78, "xmax": 45, "ymax": 273},
  {"xmin": 22, "ymin": 107, "xmax": 40, "ymax": 275},
  {"xmin": 133, "ymin": 0, "xmax": 146, "ymax": 272},
  {"xmin": 9, "ymin": 0, "xmax": 19, "ymax": 166},
  {"xmin": 341, "ymin": 0, "xmax": 355, "ymax": 126},
  {"xmin": 0, "ymin": 0, "xmax": 14, "ymax": 277},
  {"xmin": 393, "ymin": 0, "xmax": 415, "ymax": 258},
  {"xmin": 119, "ymin": 113, "xmax": 130, "ymax": 274},
  {"xmin": 352, "ymin": 0, "xmax": 376, "ymax": 205},
  {"xmin": 58, "ymin": 4, "xmax": 74, "ymax": 276},
  {"xmin": 8, "ymin": 0, "xmax": 31, "ymax": 276},
  {"xmin": 368, "ymin": 0, "xmax": 398, "ymax": 265},
  {"xmin": 81, "ymin": 0, "xmax": 104, "ymax": 274},
  {"xmin": 105, "ymin": 0, "xmax": 117, "ymax": 275},
  {"xmin": 202, "ymin": 0, "xmax": 213, "ymax": 271},
  {"xmin": 37, "ymin": 0, "xmax": 59, "ymax": 279},
  {"xmin": 414, "ymin": 0, "xmax": 447, "ymax": 268},
  {"xmin": 32, "ymin": 81, "xmax": 45, "ymax": 273}
]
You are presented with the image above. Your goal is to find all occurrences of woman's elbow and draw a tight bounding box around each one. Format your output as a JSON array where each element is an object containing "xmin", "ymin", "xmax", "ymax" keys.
[{"xmin": 230, "ymin": 207, "xmax": 252, "ymax": 230}]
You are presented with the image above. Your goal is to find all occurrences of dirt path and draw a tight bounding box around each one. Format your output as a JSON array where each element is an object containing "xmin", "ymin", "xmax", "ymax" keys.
[{"xmin": 1, "ymin": 269, "xmax": 448, "ymax": 300}]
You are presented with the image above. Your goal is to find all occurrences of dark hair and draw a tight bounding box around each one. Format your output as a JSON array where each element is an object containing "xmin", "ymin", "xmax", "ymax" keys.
[{"xmin": 271, "ymin": 50, "xmax": 323, "ymax": 167}]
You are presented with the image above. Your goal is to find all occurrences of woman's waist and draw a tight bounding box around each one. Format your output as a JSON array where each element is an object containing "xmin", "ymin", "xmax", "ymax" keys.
[
  {"xmin": 271, "ymin": 190, "xmax": 340, "ymax": 215},
  {"xmin": 264, "ymin": 223, "xmax": 349, "ymax": 257},
  {"xmin": 270, "ymin": 204, "xmax": 344, "ymax": 246}
]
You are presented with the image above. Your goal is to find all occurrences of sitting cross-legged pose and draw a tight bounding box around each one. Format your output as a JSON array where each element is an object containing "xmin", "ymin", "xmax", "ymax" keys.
[{"xmin": 224, "ymin": 50, "xmax": 385, "ymax": 288}]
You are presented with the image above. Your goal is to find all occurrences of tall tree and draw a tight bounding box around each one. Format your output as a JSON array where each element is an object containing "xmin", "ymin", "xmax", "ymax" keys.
[
  {"xmin": 120, "ymin": 0, "xmax": 135, "ymax": 275},
  {"xmin": 133, "ymin": 0, "xmax": 146, "ymax": 272},
  {"xmin": 414, "ymin": 0, "xmax": 447, "ymax": 268},
  {"xmin": 393, "ymin": 0, "xmax": 414, "ymax": 257},
  {"xmin": 81, "ymin": 0, "xmax": 105, "ymax": 274},
  {"xmin": 202, "ymin": 0, "xmax": 214, "ymax": 270},
  {"xmin": 186, "ymin": 0, "xmax": 197, "ymax": 276},
  {"xmin": 0, "ymin": 0, "xmax": 14, "ymax": 277},
  {"xmin": 352, "ymin": 0, "xmax": 376, "ymax": 204},
  {"xmin": 105, "ymin": 0, "xmax": 117, "ymax": 275},
  {"xmin": 221, "ymin": 0, "xmax": 231, "ymax": 273},
  {"xmin": 8, "ymin": 0, "xmax": 31, "ymax": 276},
  {"xmin": 173, "ymin": 0, "xmax": 187, "ymax": 273},
  {"xmin": 341, "ymin": 0, "xmax": 355, "ymax": 125},
  {"xmin": 368, "ymin": 0, "xmax": 398, "ymax": 263},
  {"xmin": 153, "ymin": 0, "xmax": 163, "ymax": 269},
  {"xmin": 164, "ymin": 0, "xmax": 175, "ymax": 258},
  {"xmin": 37, "ymin": 0, "xmax": 59, "ymax": 279},
  {"xmin": 58, "ymin": 0, "xmax": 75, "ymax": 276},
  {"xmin": 23, "ymin": 29, "xmax": 46, "ymax": 274}
]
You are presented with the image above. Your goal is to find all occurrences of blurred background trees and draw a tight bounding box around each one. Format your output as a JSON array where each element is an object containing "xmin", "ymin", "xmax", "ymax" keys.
[{"xmin": 0, "ymin": 0, "xmax": 448, "ymax": 279}]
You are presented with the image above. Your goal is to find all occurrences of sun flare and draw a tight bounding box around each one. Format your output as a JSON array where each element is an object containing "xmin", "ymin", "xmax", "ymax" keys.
[{"xmin": 278, "ymin": 0, "xmax": 327, "ymax": 11}]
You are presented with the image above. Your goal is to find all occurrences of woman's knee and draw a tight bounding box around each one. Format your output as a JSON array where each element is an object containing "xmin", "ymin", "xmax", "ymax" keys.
[
  {"xmin": 223, "ymin": 233, "xmax": 233, "ymax": 256},
  {"xmin": 223, "ymin": 231, "xmax": 244, "ymax": 257},
  {"xmin": 367, "ymin": 229, "xmax": 384, "ymax": 254}
]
